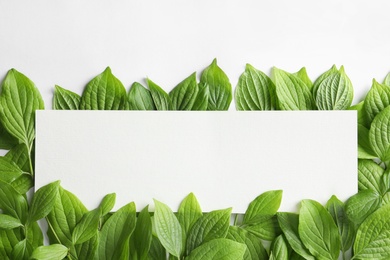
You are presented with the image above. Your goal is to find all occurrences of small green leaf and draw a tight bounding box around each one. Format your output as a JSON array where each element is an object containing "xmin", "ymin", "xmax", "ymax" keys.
[
  {"xmin": 299, "ymin": 200, "xmax": 340, "ymax": 260},
  {"xmin": 363, "ymin": 79, "xmax": 390, "ymax": 125},
  {"xmin": 191, "ymin": 81, "xmax": 209, "ymax": 110},
  {"xmin": 0, "ymin": 121, "xmax": 19, "ymax": 150},
  {"xmin": 349, "ymin": 101, "xmax": 370, "ymax": 128},
  {"xmin": 326, "ymin": 195, "xmax": 355, "ymax": 253},
  {"xmin": 185, "ymin": 208, "xmax": 231, "ymax": 256},
  {"xmin": 0, "ymin": 180, "xmax": 28, "ymax": 223},
  {"xmin": 0, "ymin": 156, "xmax": 23, "ymax": 183},
  {"xmin": 153, "ymin": 199, "xmax": 183, "ymax": 258},
  {"xmin": 272, "ymin": 67, "xmax": 315, "ymax": 110},
  {"xmin": 148, "ymin": 235, "xmax": 166, "ymax": 260},
  {"xmin": 169, "ymin": 73, "xmax": 199, "ymax": 110},
  {"xmin": 80, "ymin": 67, "xmax": 126, "ymax": 110},
  {"xmin": 0, "ymin": 68, "xmax": 44, "ymax": 149},
  {"xmin": 147, "ymin": 79, "xmax": 171, "ymax": 110},
  {"xmin": 72, "ymin": 208, "xmax": 101, "ymax": 245},
  {"xmin": 0, "ymin": 229, "xmax": 21, "ymax": 258},
  {"xmin": 186, "ymin": 238, "xmax": 246, "ymax": 260},
  {"xmin": 10, "ymin": 173, "xmax": 33, "ymax": 195},
  {"xmin": 271, "ymin": 235, "xmax": 289, "ymax": 260},
  {"xmin": 28, "ymin": 181, "xmax": 60, "ymax": 223},
  {"xmin": 293, "ymin": 67, "xmax": 313, "ymax": 89},
  {"xmin": 127, "ymin": 82, "xmax": 156, "ymax": 110},
  {"xmin": 345, "ymin": 189, "xmax": 382, "ymax": 225},
  {"xmin": 177, "ymin": 193, "xmax": 202, "ymax": 238},
  {"xmin": 358, "ymin": 159, "xmax": 384, "ymax": 193},
  {"xmin": 235, "ymin": 63, "xmax": 275, "ymax": 110},
  {"xmin": 312, "ymin": 65, "xmax": 338, "ymax": 98},
  {"xmin": 11, "ymin": 239, "xmax": 33, "ymax": 260},
  {"xmin": 5, "ymin": 144, "xmax": 30, "ymax": 173},
  {"xmin": 314, "ymin": 66, "xmax": 353, "ymax": 110},
  {"xmin": 243, "ymin": 190, "xmax": 282, "ymax": 224},
  {"xmin": 53, "ymin": 85, "xmax": 81, "ymax": 110},
  {"xmin": 369, "ymin": 106, "xmax": 390, "ymax": 161},
  {"xmin": 74, "ymin": 234, "xmax": 98, "ymax": 260},
  {"xmin": 98, "ymin": 193, "xmax": 116, "ymax": 216},
  {"xmin": 227, "ymin": 226, "xmax": 268, "ymax": 259},
  {"xmin": 30, "ymin": 244, "xmax": 68, "ymax": 260},
  {"xmin": 97, "ymin": 202, "xmax": 136, "ymax": 260},
  {"xmin": 277, "ymin": 212, "xmax": 314, "ymax": 260},
  {"xmin": 200, "ymin": 59, "xmax": 232, "ymax": 110},
  {"xmin": 0, "ymin": 214, "xmax": 22, "ymax": 229},
  {"xmin": 358, "ymin": 124, "xmax": 378, "ymax": 159},
  {"xmin": 131, "ymin": 205, "xmax": 152, "ymax": 260},
  {"xmin": 353, "ymin": 203, "xmax": 390, "ymax": 259}
]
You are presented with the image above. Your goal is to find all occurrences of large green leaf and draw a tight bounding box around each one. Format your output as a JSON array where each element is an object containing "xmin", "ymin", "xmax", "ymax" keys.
[
  {"xmin": 79, "ymin": 67, "xmax": 126, "ymax": 110},
  {"xmin": 235, "ymin": 64, "xmax": 275, "ymax": 110},
  {"xmin": 185, "ymin": 208, "xmax": 231, "ymax": 256},
  {"xmin": 153, "ymin": 199, "xmax": 183, "ymax": 258},
  {"xmin": 185, "ymin": 238, "xmax": 246, "ymax": 260},
  {"xmin": 97, "ymin": 202, "xmax": 136, "ymax": 260},
  {"xmin": 345, "ymin": 189, "xmax": 382, "ymax": 225},
  {"xmin": 227, "ymin": 226, "xmax": 268, "ymax": 260},
  {"xmin": 326, "ymin": 196, "xmax": 355, "ymax": 253},
  {"xmin": 126, "ymin": 82, "xmax": 156, "ymax": 110},
  {"xmin": 272, "ymin": 67, "xmax": 315, "ymax": 110},
  {"xmin": 369, "ymin": 106, "xmax": 390, "ymax": 161},
  {"xmin": 353, "ymin": 203, "xmax": 390, "ymax": 259},
  {"xmin": 200, "ymin": 59, "xmax": 232, "ymax": 110},
  {"xmin": 358, "ymin": 159, "xmax": 384, "ymax": 192},
  {"xmin": 53, "ymin": 85, "xmax": 81, "ymax": 110},
  {"xmin": 28, "ymin": 181, "xmax": 60, "ymax": 223},
  {"xmin": 169, "ymin": 73, "xmax": 199, "ymax": 110},
  {"xmin": 30, "ymin": 244, "xmax": 68, "ymax": 260},
  {"xmin": 314, "ymin": 66, "xmax": 353, "ymax": 110},
  {"xmin": 71, "ymin": 208, "xmax": 101, "ymax": 245},
  {"xmin": 130, "ymin": 205, "xmax": 152, "ymax": 260},
  {"xmin": 363, "ymin": 80, "xmax": 390, "ymax": 125},
  {"xmin": 277, "ymin": 212, "xmax": 314, "ymax": 260},
  {"xmin": 298, "ymin": 200, "xmax": 340, "ymax": 260},
  {"xmin": 0, "ymin": 69, "xmax": 44, "ymax": 149},
  {"xmin": 243, "ymin": 190, "xmax": 282, "ymax": 224},
  {"xmin": 0, "ymin": 180, "xmax": 28, "ymax": 223},
  {"xmin": 177, "ymin": 193, "xmax": 202, "ymax": 239}
]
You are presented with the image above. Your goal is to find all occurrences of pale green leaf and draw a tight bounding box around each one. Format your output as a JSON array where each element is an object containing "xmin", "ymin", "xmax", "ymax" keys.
[
  {"xmin": 299, "ymin": 200, "xmax": 340, "ymax": 260},
  {"xmin": 11, "ymin": 239, "xmax": 32, "ymax": 260},
  {"xmin": 358, "ymin": 159, "xmax": 384, "ymax": 192},
  {"xmin": 98, "ymin": 193, "xmax": 116, "ymax": 216},
  {"xmin": 353, "ymin": 203, "xmax": 390, "ymax": 259},
  {"xmin": 272, "ymin": 67, "xmax": 315, "ymax": 110},
  {"xmin": 72, "ymin": 208, "xmax": 101, "ymax": 245},
  {"xmin": 235, "ymin": 63, "xmax": 275, "ymax": 110},
  {"xmin": 53, "ymin": 85, "xmax": 80, "ymax": 110},
  {"xmin": 0, "ymin": 229, "xmax": 21, "ymax": 258},
  {"xmin": 80, "ymin": 67, "xmax": 126, "ymax": 110},
  {"xmin": 0, "ymin": 180, "xmax": 28, "ymax": 223},
  {"xmin": 383, "ymin": 72, "xmax": 390, "ymax": 86},
  {"xmin": 0, "ymin": 214, "xmax": 22, "ymax": 229},
  {"xmin": 345, "ymin": 189, "xmax": 381, "ymax": 225},
  {"xmin": 28, "ymin": 181, "xmax": 60, "ymax": 223},
  {"xmin": 185, "ymin": 208, "xmax": 231, "ymax": 256},
  {"xmin": 177, "ymin": 193, "xmax": 202, "ymax": 238},
  {"xmin": 242, "ymin": 214, "xmax": 281, "ymax": 241},
  {"xmin": 0, "ymin": 156, "xmax": 23, "ymax": 183},
  {"xmin": 147, "ymin": 79, "xmax": 171, "ymax": 110},
  {"xmin": 293, "ymin": 67, "xmax": 312, "ymax": 90},
  {"xmin": 349, "ymin": 101, "xmax": 370, "ymax": 128},
  {"xmin": 5, "ymin": 143, "xmax": 30, "ymax": 173},
  {"xmin": 127, "ymin": 82, "xmax": 156, "ymax": 110},
  {"xmin": 363, "ymin": 79, "xmax": 390, "ymax": 125},
  {"xmin": 243, "ymin": 190, "xmax": 282, "ymax": 224},
  {"xmin": 30, "ymin": 244, "xmax": 68, "ymax": 260},
  {"xmin": 369, "ymin": 106, "xmax": 390, "ymax": 161},
  {"xmin": 227, "ymin": 226, "xmax": 268, "ymax": 260},
  {"xmin": 27, "ymin": 221, "xmax": 44, "ymax": 249},
  {"xmin": 358, "ymin": 124, "xmax": 378, "ymax": 159},
  {"xmin": 312, "ymin": 65, "xmax": 338, "ymax": 98},
  {"xmin": 153, "ymin": 199, "xmax": 183, "ymax": 258},
  {"xmin": 271, "ymin": 235, "xmax": 289, "ymax": 260},
  {"xmin": 200, "ymin": 59, "xmax": 232, "ymax": 110},
  {"xmin": 169, "ymin": 73, "xmax": 199, "ymax": 110},
  {"xmin": 186, "ymin": 238, "xmax": 246, "ymax": 260},
  {"xmin": 10, "ymin": 173, "xmax": 33, "ymax": 195}
]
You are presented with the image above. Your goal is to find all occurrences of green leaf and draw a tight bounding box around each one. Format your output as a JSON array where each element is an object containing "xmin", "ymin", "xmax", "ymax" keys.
[
  {"xmin": 353, "ymin": 203, "xmax": 390, "ymax": 259},
  {"xmin": 358, "ymin": 124, "xmax": 378, "ymax": 159},
  {"xmin": 186, "ymin": 238, "xmax": 246, "ymax": 260},
  {"xmin": 5, "ymin": 143, "xmax": 30, "ymax": 173},
  {"xmin": 345, "ymin": 189, "xmax": 382, "ymax": 225},
  {"xmin": 227, "ymin": 226, "xmax": 268, "ymax": 260},
  {"xmin": 270, "ymin": 235, "xmax": 289, "ymax": 260},
  {"xmin": 0, "ymin": 156, "xmax": 23, "ymax": 183},
  {"xmin": 46, "ymin": 187, "xmax": 87, "ymax": 247},
  {"xmin": 98, "ymin": 193, "xmax": 116, "ymax": 216},
  {"xmin": 349, "ymin": 101, "xmax": 370, "ymax": 128},
  {"xmin": 79, "ymin": 67, "xmax": 126, "ymax": 110},
  {"xmin": 358, "ymin": 159, "xmax": 384, "ymax": 193},
  {"xmin": 153, "ymin": 199, "xmax": 183, "ymax": 258},
  {"xmin": 0, "ymin": 214, "xmax": 22, "ymax": 229},
  {"xmin": 131, "ymin": 205, "xmax": 152, "ymax": 260},
  {"xmin": 235, "ymin": 63, "xmax": 275, "ymax": 110},
  {"xmin": 312, "ymin": 65, "xmax": 338, "ymax": 98},
  {"xmin": 0, "ymin": 120, "xmax": 19, "ymax": 150},
  {"xmin": 74, "ymin": 234, "xmax": 98, "ymax": 260},
  {"xmin": 30, "ymin": 244, "xmax": 68, "ymax": 260},
  {"xmin": 28, "ymin": 181, "xmax": 60, "ymax": 223},
  {"xmin": 26, "ymin": 221, "xmax": 43, "ymax": 250},
  {"xmin": 191, "ymin": 81, "xmax": 209, "ymax": 110},
  {"xmin": 177, "ymin": 193, "xmax": 202, "ymax": 238},
  {"xmin": 383, "ymin": 72, "xmax": 390, "ymax": 86},
  {"xmin": 97, "ymin": 202, "xmax": 136, "ymax": 260},
  {"xmin": 148, "ymin": 235, "xmax": 166, "ymax": 260},
  {"xmin": 147, "ymin": 79, "xmax": 171, "ymax": 110},
  {"xmin": 127, "ymin": 82, "xmax": 156, "ymax": 110},
  {"xmin": 326, "ymin": 195, "xmax": 355, "ymax": 252},
  {"xmin": 10, "ymin": 173, "xmax": 33, "ymax": 195},
  {"xmin": 363, "ymin": 79, "xmax": 390, "ymax": 125},
  {"xmin": 200, "ymin": 59, "xmax": 232, "ymax": 110},
  {"xmin": 185, "ymin": 208, "xmax": 231, "ymax": 256},
  {"xmin": 169, "ymin": 73, "xmax": 200, "ymax": 110},
  {"xmin": 299, "ymin": 200, "xmax": 340, "ymax": 260},
  {"xmin": 53, "ymin": 85, "xmax": 81, "ymax": 110},
  {"xmin": 272, "ymin": 67, "xmax": 315, "ymax": 110},
  {"xmin": 242, "ymin": 214, "xmax": 282, "ymax": 241},
  {"xmin": 277, "ymin": 212, "xmax": 314, "ymax": 260},
  {"xmin": 0, "ymin": 180, "xmax": 28, "ymax": 223},
  {"xmin": 369, "ymin": 106, "xmax": 390, "ymax": 161},
  {"xmin": 0, "ymin": 68, "xmax": 44, "ymax": 149},
  {"xmin": 71, "ymin": 208, "xmax": 101, "ymax": 245},
  {"xmin": 243, "ymin": 190, "xmax": 282, "ymax": 224},
  {"xmin": 11, "ymin": 239, "xmax": 32, "ymax": 260},
  {"xmin": 315, "ymin": 66, "xmax": 353, "ymax": 110},
  {"xmin": 0, "ymin": 229, "xmax": 21, "ymax": 258},
  {"xmin": 293, "ymin": 67, "xmax": 313, "ymax": 90}
]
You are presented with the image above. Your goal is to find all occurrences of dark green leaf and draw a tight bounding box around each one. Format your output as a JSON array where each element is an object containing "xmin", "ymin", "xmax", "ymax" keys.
[
  {"xmin": 131, "ymin": 205, "xmax": 152, "ymax": 260},
  {"xmin": 53, "ymin": 85, "xmax": 80, "ymax": 110},
  {"xmin": 0, "ymin": 120, "xmax": 19, "ymax": 150},
  {"xmin": 169, "ymin": 73, "xmax": 199, "ymax": 110},
  {"xmin": 148, "ymin": 235, "xmax": 166, "ymax": 260},
  {"xmin": 147, "ymin": 79, "xmax": 171, "ymax": 110}
]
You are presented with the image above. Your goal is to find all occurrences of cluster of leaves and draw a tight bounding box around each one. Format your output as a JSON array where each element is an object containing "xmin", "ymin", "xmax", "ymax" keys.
[{"xmin": 0, "ymin": 60, "xmax": 390, "ymax": 259}]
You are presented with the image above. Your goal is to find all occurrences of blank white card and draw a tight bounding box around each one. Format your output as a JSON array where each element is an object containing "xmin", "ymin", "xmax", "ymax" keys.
[{"xmin": 35, "ymin": 111, "xmax": 356, "ymax": 213}]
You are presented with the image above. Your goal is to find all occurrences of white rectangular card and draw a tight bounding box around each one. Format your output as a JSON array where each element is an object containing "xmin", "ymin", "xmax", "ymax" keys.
[{"xmin": 35, "ymin": 111, "xmax": 356, "ymax": 213}]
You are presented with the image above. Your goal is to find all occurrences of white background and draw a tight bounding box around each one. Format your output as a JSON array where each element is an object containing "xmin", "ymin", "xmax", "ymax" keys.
[{"xmin": 1, "ymin": 0, "xmax": 390, "ymax": 108}]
